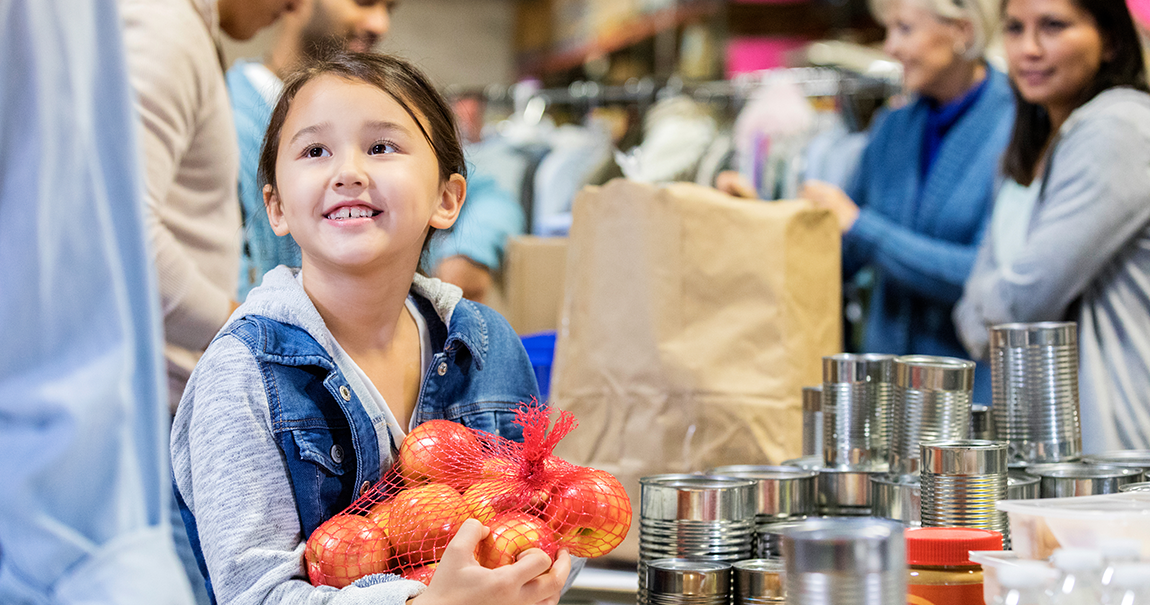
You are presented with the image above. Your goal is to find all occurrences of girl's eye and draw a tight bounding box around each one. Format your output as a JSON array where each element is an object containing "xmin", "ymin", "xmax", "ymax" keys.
[
  {"xmin": 1004, "ymin": 19, "xmax": 1022, "ymax": 34},
  {"xmin": 304, "ymin": 146, "xmax": 329, "ymax": 158},
  {"xmin": 369, "ymin": 141, "xmax": 397, "ymax": 155},
  {"xmin": 1040, "ymin": 18, "xmax": 1068, "ymax": 32}
]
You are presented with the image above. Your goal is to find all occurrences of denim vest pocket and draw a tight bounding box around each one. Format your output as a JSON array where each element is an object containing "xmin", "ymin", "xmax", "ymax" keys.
[{"xmin": 281, "ymin": 427, "xmax": 356, "ymax": 536}]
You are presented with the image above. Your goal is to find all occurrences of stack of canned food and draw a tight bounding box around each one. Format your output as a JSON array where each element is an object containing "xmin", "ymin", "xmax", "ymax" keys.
[{"xmin": 634, "ymin": 321, "xmax": 1150, "ymax": 604}]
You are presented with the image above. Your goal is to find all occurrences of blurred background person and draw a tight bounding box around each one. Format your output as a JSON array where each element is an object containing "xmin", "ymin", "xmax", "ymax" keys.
[
  {"xmin": 793, "ymin": 0, "xmax": 1014, "ymax": 402},
  {"xmin": 119, "ymin": 0, "xmax": 292, "ymax": 600},
  {"xmin": 120, "ymin": 0, "xmax": 293, "ymax": 412},
  {"xmin": 956, "ymin": 0, "xmax": 1150, "ymax": 452},
  {"xmin": 229, "ymin": 0, "xmax": 524, "ymax": 304},
  {"xmin": 0, "ymin": 0, "xmax": 195, "ymax": 602}
]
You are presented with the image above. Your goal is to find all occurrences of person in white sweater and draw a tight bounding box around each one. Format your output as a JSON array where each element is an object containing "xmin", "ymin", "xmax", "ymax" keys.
[
  {"xmin": 119, "ymin": 0, "xmax": 295, "ymax": 601},
  {"xmin": 119, "ymin": 0, "xmax": 297, "ymax": 412}
]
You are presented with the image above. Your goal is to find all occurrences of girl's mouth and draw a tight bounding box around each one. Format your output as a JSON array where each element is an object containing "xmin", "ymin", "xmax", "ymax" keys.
[{"xmin": 325, "ymin": 205, "xmax": 381, "ymax": 220}]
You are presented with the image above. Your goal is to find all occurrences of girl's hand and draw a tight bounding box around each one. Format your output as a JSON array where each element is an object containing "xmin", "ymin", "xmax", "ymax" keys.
[
  {"xmin": 411, "ymin": 519, "xmax": 572, "ymax": 605},
  {"xmin": 801, "ymin": 180, "xmax": 860, "ymax": 232}
]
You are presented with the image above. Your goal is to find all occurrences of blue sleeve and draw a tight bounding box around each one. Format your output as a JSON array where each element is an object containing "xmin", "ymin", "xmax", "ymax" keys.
[
  {"xmin": 847, "ymin": 208, "xmax": 987, "ymax": 304},
  {"xmin": 839, "ymin": 104, "xmax": 997, "ymax": 304},
  {"xmin": 428, "ymin": 169, "xmax": 525, "ymax": 270}
]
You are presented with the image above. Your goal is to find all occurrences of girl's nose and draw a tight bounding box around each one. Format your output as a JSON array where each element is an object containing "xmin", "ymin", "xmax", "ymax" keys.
[{"xmin": 334, "ymin": 157, "xmax": 367, "ymax": 190}]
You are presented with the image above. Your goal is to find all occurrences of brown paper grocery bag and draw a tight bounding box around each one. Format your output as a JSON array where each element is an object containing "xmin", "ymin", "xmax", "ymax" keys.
[{"xmin": 549, "ymin": 179, "xmax": 841, "ymax": 563}]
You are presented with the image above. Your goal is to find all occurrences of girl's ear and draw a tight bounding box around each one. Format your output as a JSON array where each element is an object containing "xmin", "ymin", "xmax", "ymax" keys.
[
  {"xmin": 429, "ymin": 173, "xmax": 466, "ymax": 230},
  {"xmin": 265, "ymin": 184, "xmax": 291, "ymax": 236}
]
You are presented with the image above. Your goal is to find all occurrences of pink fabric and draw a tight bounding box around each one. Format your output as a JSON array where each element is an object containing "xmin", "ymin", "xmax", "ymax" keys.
[
  {"xmin": 1129, "ymin": 0, "xmax": 1150, "ymax": 30},
  {"xmin": 726, "ymin": 37, "xmax": 810, "ymax": 77}
]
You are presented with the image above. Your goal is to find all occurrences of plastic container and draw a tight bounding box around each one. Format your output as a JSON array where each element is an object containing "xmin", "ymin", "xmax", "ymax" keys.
[
  {"xmin": 1102, "ymin": 562, "xmax": 1150, "ymax": 604},
  {"xmin": 1049, "ymin": 548, "xmax": 1103, "ymax": 605},
  {"xmin": 519, "ymin": 331, "xmax": 556, "ymax": 400},
  {"xmin": 997, "ymin": 493, "xmax": 1150, "ymax": 560},
  {"xmin": 970, "ymin": 550, "xmax": 1026, "ymax": 605},
  {"xmin": 995, "ymin": 560, "xmax": 1057, "ymax": 604},
  {"xmin": 1099, "ymin": 538, "xmax": 1142, "ymax": 588},
  {"xmin": 906, "ymin": 527, "xmax": 1003, "ymax": 605}
]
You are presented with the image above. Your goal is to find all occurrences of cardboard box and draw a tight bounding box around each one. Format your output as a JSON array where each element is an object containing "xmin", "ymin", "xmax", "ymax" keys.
[{"xmin": 502, "ymin": 236, "xmax": 568, "ymax": 335}]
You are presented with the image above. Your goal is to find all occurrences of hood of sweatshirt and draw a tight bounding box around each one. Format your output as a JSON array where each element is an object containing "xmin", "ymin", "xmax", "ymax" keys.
[{"xmin": 232, "ymin": 265, "xmax": 463, "ymax": 360}]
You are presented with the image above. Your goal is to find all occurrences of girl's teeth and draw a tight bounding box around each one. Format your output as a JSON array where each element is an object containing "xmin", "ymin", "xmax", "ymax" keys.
[{"xmin": 327, "ymin": 206, "xmax": 376, "ymax": 220}]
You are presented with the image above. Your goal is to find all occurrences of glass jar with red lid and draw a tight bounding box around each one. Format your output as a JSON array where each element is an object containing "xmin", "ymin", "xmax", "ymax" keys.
[{"xmin": 906, "ymin": 527, "xmax": 1003, "ymax": 605}]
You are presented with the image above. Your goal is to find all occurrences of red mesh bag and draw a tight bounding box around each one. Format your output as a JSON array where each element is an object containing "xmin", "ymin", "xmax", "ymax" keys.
[{"xmin": 304, "ymin": 404, "xmax": 632, "ymax": 588}]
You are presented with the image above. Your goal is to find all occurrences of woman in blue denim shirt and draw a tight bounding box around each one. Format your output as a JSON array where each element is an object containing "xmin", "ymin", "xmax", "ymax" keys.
[{"xmin": 170, "ymin": 52, "xmax": 571, "ymax": 605}]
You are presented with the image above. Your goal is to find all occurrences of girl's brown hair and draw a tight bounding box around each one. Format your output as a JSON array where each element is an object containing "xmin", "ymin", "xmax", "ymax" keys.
[{"xmin": 258, "ymin": 51, "xmax": 467, "ymax": 195}]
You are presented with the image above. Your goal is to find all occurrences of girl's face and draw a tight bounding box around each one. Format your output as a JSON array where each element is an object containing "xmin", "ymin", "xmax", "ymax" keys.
[
  {"xmin": 882, "ymin": 0, "xmax": 974, "ymax": 100},
  {"xmin": 265, "ymin": 74, "xmax": 464, "ymax": 274},
  {"xmin": 1003, "ymin": 0, "xmax": 1106, "ymax": 114}
]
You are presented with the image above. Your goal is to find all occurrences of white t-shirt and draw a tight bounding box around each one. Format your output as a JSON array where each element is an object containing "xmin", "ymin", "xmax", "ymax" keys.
[{"xmin": 328, "ymin": 296, "xmax": 433, "ymax": 458}]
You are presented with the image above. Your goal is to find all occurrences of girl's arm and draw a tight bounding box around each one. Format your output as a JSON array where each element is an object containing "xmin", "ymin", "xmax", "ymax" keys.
[
  {"xmin": 174, "ymin": 336, "xmax": 425, "ymax": 605},
  {"xmin": 952, "ymin": 100, "xmax": 1150, "ymax": 347}
]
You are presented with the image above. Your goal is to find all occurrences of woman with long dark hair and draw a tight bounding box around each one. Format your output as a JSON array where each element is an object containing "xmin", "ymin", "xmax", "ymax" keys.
[{"xmin": 955, "ymin": 0, "xmax": 1150, "ymax": 451}]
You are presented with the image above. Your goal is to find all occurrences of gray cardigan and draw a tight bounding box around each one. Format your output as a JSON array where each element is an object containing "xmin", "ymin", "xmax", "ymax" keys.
[{"xmin": 955, "ymin": 87, "xmax": 1150, "ymax": 452}]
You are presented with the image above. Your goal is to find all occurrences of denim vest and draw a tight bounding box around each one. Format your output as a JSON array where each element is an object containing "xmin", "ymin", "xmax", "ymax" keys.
[{"xmin": 177, "ymin": 294, "xmax": 540, "ymax": 601}]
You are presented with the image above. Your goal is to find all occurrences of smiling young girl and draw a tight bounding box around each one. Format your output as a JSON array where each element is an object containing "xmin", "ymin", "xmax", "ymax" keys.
[{"xmin": 170, "ymin": 52, "xmax": 570, "ymax": 604}]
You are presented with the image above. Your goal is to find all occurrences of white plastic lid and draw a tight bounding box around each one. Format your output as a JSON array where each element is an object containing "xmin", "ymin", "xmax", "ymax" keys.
[
  {"xmin": 1099, "ymin": 538, "xmax": 1142, "ymax": 561},
  {"xmin": 998, "ymin": 561, "xmax": 1058, "ymax": 589},
  {"xmin": 1109, "ymin": 563, "xmax": 1150, "ymax": 588},
  {"xmin": 1051, "ymin": 548, "xmax": 1104, "ymax": 571}
]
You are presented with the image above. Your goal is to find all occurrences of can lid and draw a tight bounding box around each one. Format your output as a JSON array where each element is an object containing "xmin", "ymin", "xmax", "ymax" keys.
[{"xmin": 906, "ymin": 527, "xmax": 1003, "ymax": 566}]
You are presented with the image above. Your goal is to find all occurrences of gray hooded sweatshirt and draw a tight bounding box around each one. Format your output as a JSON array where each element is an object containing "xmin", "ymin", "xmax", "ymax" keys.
[{"xmin": 171, "ymin": 266, "xmax": 461, "ymax": 604}]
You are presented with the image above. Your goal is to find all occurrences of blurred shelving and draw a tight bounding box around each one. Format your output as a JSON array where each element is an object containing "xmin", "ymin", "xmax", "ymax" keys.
[{"xmin": 513, "ymin": 0, "xmax": 884, "ymax": 84}]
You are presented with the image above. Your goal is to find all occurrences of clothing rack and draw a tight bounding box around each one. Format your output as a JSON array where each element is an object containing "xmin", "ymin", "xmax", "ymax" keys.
[{"xmin": 473, "ymin": 66, "xmax": 900, "ymax": 119}]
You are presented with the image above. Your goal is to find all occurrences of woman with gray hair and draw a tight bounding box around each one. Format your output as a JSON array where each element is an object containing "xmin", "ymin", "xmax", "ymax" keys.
[{"xmin": 797, "ymin": 0, "xmax": 1015, "ymax": 401}]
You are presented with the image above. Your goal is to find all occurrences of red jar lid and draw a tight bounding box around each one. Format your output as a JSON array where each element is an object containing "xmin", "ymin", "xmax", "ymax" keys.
[{"xmin": 906, "ymin": 527, "xmax": 1003, "ymax": 566}]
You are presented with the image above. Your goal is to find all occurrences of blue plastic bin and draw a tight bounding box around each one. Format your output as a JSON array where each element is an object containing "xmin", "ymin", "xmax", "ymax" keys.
[{"xmin": 519, "ymin": 331, "xmax": 556, "ymax": 401}]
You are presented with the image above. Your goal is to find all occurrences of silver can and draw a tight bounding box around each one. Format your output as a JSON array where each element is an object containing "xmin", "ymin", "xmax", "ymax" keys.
[
  {"xmin": 990, "ymin": 322, "xmax": 1082, "ymax": 465},
  {"xmin": 1033, "ymin": 464, "xmax": 1143, "ymax": 497},
  {"xmin": 888, "ymin": 356, "xmax": 975, "ymax": 477},
  {"xmin": 639, "ymin": 475, "xmax": 757, "ymax": 605},
  {"xmin": 1006, "ymin": 470, "xmax": 1040, "ymax": 500},
  {"xmin": 781, "ymin": 517, "xmax": 907, "ymax": 605},
  {"xmin": 803, "ymin": 385, "xmax": 824, "ymax": 458},
  {"xmin": 646, "ymin": 559, "xmax": 731, "ymax": 605},
  {"xmin": 919, "ymin": 440, "xmax": 1008, "ymax": 539},
  {"xmin": 817, "ymin": 467, "xmax": 880, "ymax": 516},
  {"xmin": 822, "ymin": 353, "xmax": 896, "ymax": 468},
  {"xmin": 1082, "ymin": 450, "xmax": 1150, "ymax": 478},
  {"xmin": 733, "ymin": 558, "xmax": 786, "ymax": 604},
  {"xmin": 970, "ymin": 403, "xmax": 996, "ymax": 440},
  {"xmin": 707, "ymin": 465, "xmax": 819, "ymax": 520},
  {"xmin": 708, "ymin": 465, "xmax": 819, "ymax": 559},
  {"xmin": 870, "ymin": 472, "xmax": 921, "ymax": 527}
]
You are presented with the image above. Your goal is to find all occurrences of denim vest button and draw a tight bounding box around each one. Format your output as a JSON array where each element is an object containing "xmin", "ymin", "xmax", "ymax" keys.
[
  {"xmin": 359, "ymin": 481, "xmax": 371, "ymax": 497},
  {"xmin": 437, "ymin": 361, "xmax": 448, "ymax": 376},
  {"xmin": 339, "ymin": 385, "xmax": 351, "ymax": 401},
  {"xmin": 330, "ymin": 444, "xmax": 344, "ymax": 464}
]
